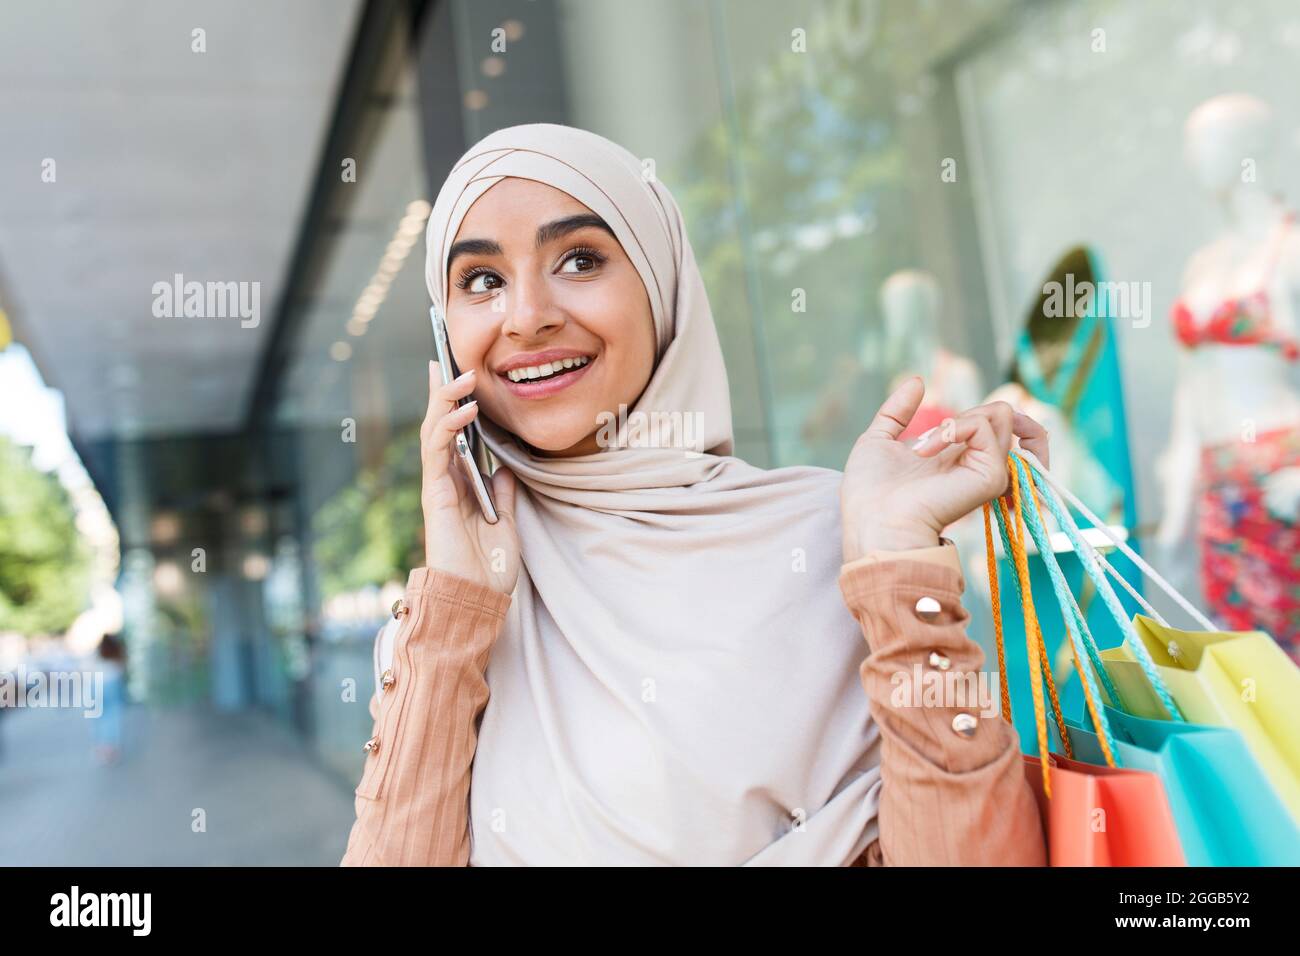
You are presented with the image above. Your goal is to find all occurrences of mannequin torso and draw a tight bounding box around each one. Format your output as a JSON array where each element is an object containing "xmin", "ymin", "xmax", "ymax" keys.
[
  {"xmin": 878, "ymin": 270, "xmax": 981, "ymax": 440},
  {"xmin": 1156, "ymin": 96, "xmax": 1300, "ymax": 551},
  {"xmin": 1154, "ymin": 95, "xmax": 1300, "ymax": 660},
  {"xmin": 1174, "ymin": 217, "xmax": 1300, "ymax": 444}
]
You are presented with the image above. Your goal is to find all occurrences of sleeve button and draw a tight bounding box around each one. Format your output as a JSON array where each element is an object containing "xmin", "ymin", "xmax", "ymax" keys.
[
  {"xmin": 914, "ymin": 595, "xmax": 942, "ymax": 622},
  {"xmin": 392, "ymin": 599, "xmax": 409, "ymax": 619},
  {"xmin": 363, "ymin": 736, "xmax": 381, "ymax": 755},
  {"xmin": 951, "ymin": 713, "xmax": 978, "ymax": 738},
  {"xmin": 380, "ymin": 669, "xmax": 396, "ymax": 692}
]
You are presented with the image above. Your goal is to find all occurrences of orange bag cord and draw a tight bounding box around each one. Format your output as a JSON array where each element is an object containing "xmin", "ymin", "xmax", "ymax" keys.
[
  {"xmin": 998, "ymin": 469, "xmax": 1053, "ymax": 796},
  {"xmin": 1018, "ymin": 461, "xmax": 1118, "ymax": 769},
  {"xmin": 981, "ymin": 503, "xmax": 1013, "ymax": 724},
  {"xmin": 988, "ymin": 456, "xmax": 1100, "ymax": 795},
  {"xmin": 986, "ymin": 452, "xmax": 1127, "ymax": 792},
  {"xmin": 1015, "ymin": 471, "xmax": 1073, "ymax": 761}
]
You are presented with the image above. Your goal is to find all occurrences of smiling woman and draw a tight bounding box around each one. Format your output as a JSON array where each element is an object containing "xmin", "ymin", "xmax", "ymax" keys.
[
  {"xmin": 442, "ymin": 181, "xmax": 657, "ymax": 457},
  {"xmin": 340, "ymin": 123, "xmax": 1052, "ymax": 867}
]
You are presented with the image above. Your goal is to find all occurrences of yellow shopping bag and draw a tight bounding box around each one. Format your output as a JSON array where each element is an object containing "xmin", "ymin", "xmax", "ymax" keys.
[{"xmin": 1100, "ymin": 616, "xmax": 1300, "ymax": 826}]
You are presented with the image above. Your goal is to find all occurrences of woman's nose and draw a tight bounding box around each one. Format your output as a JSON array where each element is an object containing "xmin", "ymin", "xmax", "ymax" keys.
[{"xmin": 501, "ymin": 271, "xmax": 564, "ymax": 338}]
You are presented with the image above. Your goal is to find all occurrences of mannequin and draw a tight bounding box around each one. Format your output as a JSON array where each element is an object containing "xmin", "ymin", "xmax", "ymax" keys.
[
  {"xmin": 1156, "ymin": 93, "xmax": 1300, "ymax": 661},
  {"xmin": 983, "ymin": 245, "xmax": 1129, "ymax": 525},
  {"xmin": 962, "ymin": 248, "xmax": 1136, "ymax": 656},
  {"xmin": 878, "ymin": 269, "xmax": 982, "ymax": 441},
  {"xmin": 876, "ymin": 272, "xmax": 990, "ymax": 592},
  {"xmin": 799, "ymin": 269, "xmax": 981, "ymax": 449}
]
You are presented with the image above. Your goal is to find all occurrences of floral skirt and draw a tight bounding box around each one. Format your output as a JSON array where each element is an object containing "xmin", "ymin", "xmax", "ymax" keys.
[{"xmin": 1198, "ymin": 427, "xmax": 1300, "ymax": 664}]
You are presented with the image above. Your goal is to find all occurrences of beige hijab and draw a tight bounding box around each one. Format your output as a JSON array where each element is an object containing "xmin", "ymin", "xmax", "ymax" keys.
[{"xmin": 424, "ymin": 123, "xmax": 881, "ymax": 865}]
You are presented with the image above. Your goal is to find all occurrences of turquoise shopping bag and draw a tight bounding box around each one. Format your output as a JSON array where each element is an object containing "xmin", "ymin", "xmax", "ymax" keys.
[
  {"xmin": 1009, "ymin": 449, "xmax": 1300, "ymax": 865},
  {"xmin": 1066, "ymin": 705, "xmax": 1300, "ymax": 866},
  {"xmin": 994, "ymin": 546, "xmax": 1137, "ymax": 755}
]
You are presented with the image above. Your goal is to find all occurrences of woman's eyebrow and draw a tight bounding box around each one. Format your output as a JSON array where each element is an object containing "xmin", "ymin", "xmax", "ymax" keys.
[
  {"xmin": 447, "ymin": 237, "xmax": 502, "ymax": 273},
  {"xmin": 534, "ymin": 213, "xmax": 615, "ymax": 247}
]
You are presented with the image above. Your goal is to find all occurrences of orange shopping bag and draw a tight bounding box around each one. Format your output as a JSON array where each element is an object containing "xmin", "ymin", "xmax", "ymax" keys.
[
  {"xmin": 1020, "ymin": 752, "xmax": 1185, "ymax": 866},
  {"xmin": 984, "ymin": 455, "xmax": 1186, "ymax": 866}
]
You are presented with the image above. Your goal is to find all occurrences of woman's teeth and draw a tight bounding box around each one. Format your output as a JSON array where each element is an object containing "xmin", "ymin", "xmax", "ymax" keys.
[{"xmin": 505, "ymin": 356, "xmax": 590, "ymax": 383}]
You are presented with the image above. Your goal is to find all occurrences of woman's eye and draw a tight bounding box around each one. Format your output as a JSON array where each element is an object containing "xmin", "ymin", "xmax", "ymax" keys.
[
  {"xmin": 467, "ymin": 272, "xmax": 502, "ymax": 293},
  {"xmin": 559, "ymin": 253, "xmax": 599, "ymax": 274}
]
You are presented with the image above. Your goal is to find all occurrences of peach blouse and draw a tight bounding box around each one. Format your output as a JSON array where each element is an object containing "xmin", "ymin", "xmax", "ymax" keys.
[{"xmin": 340, "ymin": 543, "xmax": 1046, "ymax": 866}]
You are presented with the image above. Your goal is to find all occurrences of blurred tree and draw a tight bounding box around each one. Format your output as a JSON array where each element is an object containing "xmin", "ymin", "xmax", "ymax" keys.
[
  {"xmin": 0, "ymin": 435, "xmax": 91, "ymax": 633},
  {"xmin": 312, "ymin": 427, "xmax": 423, "ymax": 599},
  {"xmin": 666, "ymin": 7, "xmax": 915, "ymax": 467}
]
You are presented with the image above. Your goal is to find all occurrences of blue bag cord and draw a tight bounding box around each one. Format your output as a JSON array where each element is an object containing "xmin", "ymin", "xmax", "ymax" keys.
[
  {"xmin": 1006, "ymin": 457, "xmax": 1124, "ymax": 708},
  {"xmin": 1013, "ymin": 469, "xmax": 1126, "ymax": 714},
  {"xmin": 989, "ymin": 481, "xmax": 1115, "ymax": 758},
  {"xmin": 1018, "ymin": 453, "xmax": 1185, "ymax": 723},
  {"xmin": 999, "ymin": 455, "xmax": 1126, "ymax": 762},
  {"xmin": 989, "ymin": 501, "xmax": 1070, "ymax": 755}
]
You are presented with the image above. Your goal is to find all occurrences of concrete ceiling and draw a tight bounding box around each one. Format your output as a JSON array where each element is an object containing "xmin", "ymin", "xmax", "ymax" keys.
[{"xmin": 0, "ymin": 0, "xmax": 362, "ymax": 441}]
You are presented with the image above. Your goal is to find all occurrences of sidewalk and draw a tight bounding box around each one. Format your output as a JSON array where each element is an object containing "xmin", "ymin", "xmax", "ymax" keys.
[{"xmin": 0, "ymin": 702, "xmax": 358, "ymax": 866}]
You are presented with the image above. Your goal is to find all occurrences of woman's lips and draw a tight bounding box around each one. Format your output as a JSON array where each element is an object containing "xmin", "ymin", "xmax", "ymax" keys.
[{"xmin": 499, "ymin": 356, "xmax": 594, "ymax": 399}]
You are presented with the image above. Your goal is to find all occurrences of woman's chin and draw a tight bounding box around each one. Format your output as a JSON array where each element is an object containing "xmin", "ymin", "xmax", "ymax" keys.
[{"xmin": 515, "ymin": 420, "xmax": 603, "ymax": 457}]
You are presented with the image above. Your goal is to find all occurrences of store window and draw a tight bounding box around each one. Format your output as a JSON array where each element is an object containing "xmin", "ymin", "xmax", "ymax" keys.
[{"xmin": 272, "ymin": 53, "xmax": 434, "ymax": 776}]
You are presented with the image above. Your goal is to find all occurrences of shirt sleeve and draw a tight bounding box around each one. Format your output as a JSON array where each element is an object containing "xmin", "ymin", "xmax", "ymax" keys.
[
  {"xmin": 839, "ymin": 543, "xmax": 1046, "ymax": 867},
  {"xmin": 340, "ymin": 568, "xmax": 512, "ymax": 866}
]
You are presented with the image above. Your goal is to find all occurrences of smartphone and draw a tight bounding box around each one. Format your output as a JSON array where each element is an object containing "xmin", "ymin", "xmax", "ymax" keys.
[{"xmin": 429, "ymin": 305, "xmax": 499, "ymax": 524}]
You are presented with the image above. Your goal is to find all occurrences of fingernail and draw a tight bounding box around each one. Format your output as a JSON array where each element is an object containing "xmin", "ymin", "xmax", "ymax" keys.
[{"xmin": 457, "ymin": 369, "xmax": 475, "ymax": 381}]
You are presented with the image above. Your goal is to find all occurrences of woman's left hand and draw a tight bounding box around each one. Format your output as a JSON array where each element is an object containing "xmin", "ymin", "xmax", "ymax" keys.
[{"xmin": 841, "ymin": 376, "xmax": 1051, "ymax": 562}]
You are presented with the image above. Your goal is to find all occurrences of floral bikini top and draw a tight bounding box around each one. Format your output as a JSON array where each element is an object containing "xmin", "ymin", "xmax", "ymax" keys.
[{"xmin": 1170, "ymin": 212, "xmax": 1300, "ymax": 362}]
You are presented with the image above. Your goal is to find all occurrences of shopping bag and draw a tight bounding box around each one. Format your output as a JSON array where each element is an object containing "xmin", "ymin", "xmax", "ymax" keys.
[
  {"xmin": 994, "ymin": 543, "xmax": 1132, "ymax": 758},
  {"xmin": 983, "ymin": 454, "xmax": 1186, "ymax": 865},
  {"xmin": 1020, "ymin": 751, "xmax": 1185, "ymax": 866},
  {"xmin": 1066, "ymin": 705, "xmax": 1300, "ymax": 866},
  {"xmin": 1016, "ymin": 448, "xmax": 1300, "ymax": 831},
  {"xmin": 1099, "ymin": 616, "xmax": 1300, "ymax": 825}
]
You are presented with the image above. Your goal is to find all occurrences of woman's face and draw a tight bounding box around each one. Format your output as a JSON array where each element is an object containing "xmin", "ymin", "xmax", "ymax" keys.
[{"xmin": 444, "ymin": 177, "xmax": 656, "ymax": 457}]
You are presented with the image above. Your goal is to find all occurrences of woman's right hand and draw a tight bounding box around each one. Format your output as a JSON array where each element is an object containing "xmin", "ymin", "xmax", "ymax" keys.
[{"xmin": 420, "ymin": 360, "xmax": 521, "ymax": 595}]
